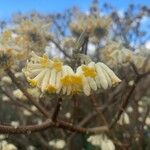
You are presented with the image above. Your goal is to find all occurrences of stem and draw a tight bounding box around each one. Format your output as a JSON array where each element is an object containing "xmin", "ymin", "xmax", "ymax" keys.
[
  {"xmin": 110, "ymin": 65, "xmax": 150, "ymax": 129},
  {"xmin": 50, "ymin": 38, "xmax": 71, "ymax": 58},
  {"xmin": 0, "ymin": 119, "xmax": 108, "ymax": 134},
  {"xmin": 90, "ymin": 94, "xmax": 109, "ymax": 127},
  {"xmin": 5, "ymin": 68, "xmax": 50, "ymax": 118},
  {"xmin": 0, "ymin": 87, "xmax": 41, "ymax": 117},
  {"xmin": 51, "ymin": 97, "xmax": 62, "ymax": 122}
]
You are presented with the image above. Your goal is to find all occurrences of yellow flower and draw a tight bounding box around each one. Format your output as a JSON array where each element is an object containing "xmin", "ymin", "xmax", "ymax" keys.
[
  {"xmin": 23, "ymin": 52, "xmax": 121, "ymax": 96},
  {"xmin": 40, "ymin": 54, "xmax": 50, "ymax": 68},
  {"xmin": 95, "ymin": 63, "xmax": 110, "ymax": 89},
  {"xmin": 82, "ymin": 65, "xmax": 96, "ymax": 78},
  {"xmin": 52, "ymin": 58, "xmax": 63, "ymax": 72},
  {"xmin": 77, "ymin": 63, "xmax": 97, "ymax": 96},
  {"xmin": 97, "ymin": 62, "xmax": 121, "ymax": 86},
  {"xmin": 27, "ymin": 78, "xmax": 38, "ymax": 87},
  {"xmin": 45, "ymin": 85, "xmax": 56, "ymax": 93},
  {"xmin": 61, "ymin": 75, "xmax": 82, "ymax": 86},
  {"xmin": 60, "ymin": 65, "xmax": 82, "ymax": 95},
  {"xmin": 77, "ymin": 62, "xmax": 121, "ymax": 96},
  {"xmin": 23, "ymin": 52, "xmax": 63, "ymax": 93}
]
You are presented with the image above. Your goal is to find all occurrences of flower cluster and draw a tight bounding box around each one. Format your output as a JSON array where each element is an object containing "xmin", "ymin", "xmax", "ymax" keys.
[
  {"xmin": 70, "ymin": 15, "xmax": 111, "ymax": 43},
  {"xmin": 0, "ymin": 18, "xmax": 52, "ymax": 61},
  {"xmin": 23, "ymin": 52, "xmax": 121, "ymax": 96},
  {"xmin": 100, "ymin": 41, "xmax": 150, "ymax": 71},
  {"xmin": 100, "ymin": 42, "xmax": 133, "ymax": 68}
]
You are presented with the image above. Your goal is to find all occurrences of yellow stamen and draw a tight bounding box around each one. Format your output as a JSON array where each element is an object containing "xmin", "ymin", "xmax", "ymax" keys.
[
  {"xmin": 82, "ymin": 65, "xmax": 96, "ymax": 78},
  {"xmin": 40, "ymin": 54, "xmax": 50, "ymax": 68},
  {"xmin": 27, "ymin": 78, "xmax": 38, "ymax": 87},
  {"xmin": 52, "ymin": 58, "xmax": 63, "ymax": 72},
  {"xmin": 61, "ymin": 75, "xmax": 82, "ymax": 86},
  {"xmin": 72, "ymin": 76, "xmax": 82, "ymax": 85},
  {"xmin": 45, "ymin": 85, "xmax": 56, "ymax": 93},
  {"xmin": 71, "ymin": 88, "xmax": 81, "ymax": 95}
]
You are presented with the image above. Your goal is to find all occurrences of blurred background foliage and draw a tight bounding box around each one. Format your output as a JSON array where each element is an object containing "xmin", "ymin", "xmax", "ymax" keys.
[{"xmin": 0, "ymin": 0, "xmax": 150, "ymax": 150}]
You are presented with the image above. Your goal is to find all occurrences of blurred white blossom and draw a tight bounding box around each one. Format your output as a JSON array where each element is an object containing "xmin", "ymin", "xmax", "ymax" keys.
[
  {"xmin": 0, "ymin": 141, "xmax": 17, "ymax": 150},
  {"xmin": 118, "ymin": 112, "xmax": 130, "ymax": 125},
  {"xmin": 127, "ymin": 106, "xmax": 133, "ymax": 113},
  {"xmin": 65, "ymin": 112, "xmax": 71, "ymax": 119},
  {"xmin": 1, "ymin": 76, "xmax": 12, "ymax": 84},
  {"xmin": 49, "ymin": 139, "xmax": 66, "ymax": 149},
  {"xmin": 13, "ymin": 89, "xmax": 26, "ymax": 100},
  {"xmin": 2, "ymin": 95, "xmax": 9, "ymax": 101},
  {"xmin": 87, "ymin": 134, "xmax": 115, "ymax": 150},
  {"xmin": 145, "ymin": 117, "xmax": 150, "ymax": 126},
  {"xmin": 11, "ymin": 121, "xmax": 19, "ymax": 128}
]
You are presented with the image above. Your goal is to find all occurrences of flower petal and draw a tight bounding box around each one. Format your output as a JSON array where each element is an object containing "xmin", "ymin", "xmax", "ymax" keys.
[{"xmin": 95, "ymin": 63, "xmax": 108, "ymax": 89}]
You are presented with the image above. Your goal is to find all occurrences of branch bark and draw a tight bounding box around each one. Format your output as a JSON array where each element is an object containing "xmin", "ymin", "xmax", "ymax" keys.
[
  {"xmin": 0, "ymin": 119, "xmax": 108, "ymax": 134},
  {"xmin": 5, "ymin": 68, "xmax": 50, "ymax": 118},
  {"xmin": 51, "ymin": 97, "xmax": 62, "ymax": 122},
  {"xmin": 110, "ymin": 65, "xmax": 150, "ymax": 129}
]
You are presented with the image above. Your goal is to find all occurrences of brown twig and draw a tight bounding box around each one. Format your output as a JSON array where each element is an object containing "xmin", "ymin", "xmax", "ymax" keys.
[
  {"xmin": 53, "ymin": 19, "xmax": 65, "ymax": 36},
  {"xmin": 78, "ymin": 111, "xmax": 97, "ymax": 127},
  {"xmin": 90, "ymin": 94, "xmax": 109, "ymax": 127},
  {"xmin": 51, "ymin": 97, "xmax": 62, "ymax": 122},
  {"xmin": 130, "ymin": 62, "xmax": 140, "ymax": 76},
  {"xmin": 0, "ymin": 119, "xmax": 108, "ymax": 134},
  {"xmin": 0, "ymin": 119, "xmax": 52, "ymax": 134},
  {"xmin": 5, "ymin": 68, "xmax": 50, "ymax": 118},
  {"xmin": 110, "ymin": 64, "xmax": 150, "ymax": 129},
  {"xmin": 35, "ymin": 133, "xmax": 52, "ymax": 149},
  {"xmin": 50, "ymin": 38, "xmax": 71, "ymax": 58},
  {"xmin": 0, "ymin": 87, "xmax": 41, "ymax": 117},
  {"xmin": 67, "ymin": 111, "xmax": 97, "ymax": 148}
]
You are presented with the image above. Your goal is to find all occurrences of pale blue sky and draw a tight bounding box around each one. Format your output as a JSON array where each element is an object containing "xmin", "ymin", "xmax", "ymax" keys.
[
  {"xmin": 0, "ymin": 0, "xmax": 149, "ymax": 42},
  {"xmin": 0, "ymin": 0, "xmax": 150, "ymax": 20}
]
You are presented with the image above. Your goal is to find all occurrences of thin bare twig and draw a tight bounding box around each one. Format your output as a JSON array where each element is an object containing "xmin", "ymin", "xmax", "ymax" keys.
[
  {"xmin": 90, "ymin": 94, "xmax": 109, "ymax": 127},
  {"xmin": 0, "ymin": 119, "xmax": 108, "ymax": 134},
  {"xmin": 5, "ymin": 68, "xmax": 50, "ymax": 118},
  {"xmin": 0, "ymin": 87, "xmax": 41, "ymax": 117},
  {"xmin": 110, "ymin": 66, "xmax": 150, "ymax": 129},
  {"xmin": 51, "ymin": 97, "xmax": 62, "ymax": 122},
  {"xmin": 130, "ymin": 62, "xmax": 140, "ymax": 76},
  {"xmin": 50, "ymin": 38, "xmax": 71, "ymax": 58},
  {"xmin": 35, "ymin": 133, "xmax": 52, "ymax": 149}
]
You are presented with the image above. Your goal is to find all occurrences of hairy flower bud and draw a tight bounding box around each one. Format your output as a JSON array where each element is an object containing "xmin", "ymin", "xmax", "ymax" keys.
[{"xmin": 0, "ymin": 48, "xmax": 13, "ymax": 69}]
